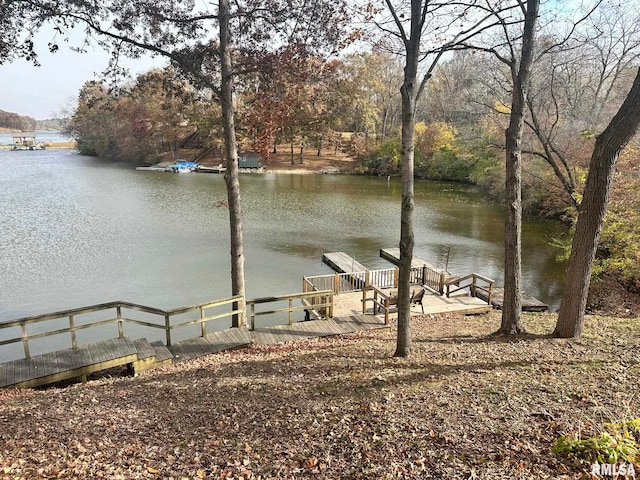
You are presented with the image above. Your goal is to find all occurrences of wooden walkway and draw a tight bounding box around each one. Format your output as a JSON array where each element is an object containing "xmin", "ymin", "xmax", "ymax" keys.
[
  {"xmin": 322, "ymin": 252, "xmax": 367, "ymax": 273},
  {"xmin": 169, "ymin": 328, "xmax": 252, "ymax": 362},
  {"xmin": 0, "ymin": 286, "xmax": 498, "ymax": 390},
  {"xmin": 251, "ymin": 315, "xmax": 385, "ymax": 344},
  {"xmin": 0, "ymin": 337, "xmax": 172, "ymax": 389},
  {"xmin": 0, "ymin": 314, "xmax": 388, "ymax": 389}
]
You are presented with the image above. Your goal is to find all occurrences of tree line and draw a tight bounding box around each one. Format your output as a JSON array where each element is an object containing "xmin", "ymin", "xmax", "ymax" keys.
[{"xmin": 0, "ymin": 110, "xmax": 36, "ymax": 131}]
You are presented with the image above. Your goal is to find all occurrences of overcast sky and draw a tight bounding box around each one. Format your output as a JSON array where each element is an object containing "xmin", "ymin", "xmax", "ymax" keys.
[{"xmin": 0, "ymin": 30, "xmax": 166, "ymax": 121}]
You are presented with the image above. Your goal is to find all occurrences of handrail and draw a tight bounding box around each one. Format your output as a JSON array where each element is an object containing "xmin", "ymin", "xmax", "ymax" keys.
[
  {"xmin": 246, "ymin": 290, "xmax": 333, "ymax": 331},
  {"xmin": 361, "ymin": 285, "xmax": 393, "ymax": 325},
  {"xmin": 0, "ymin": 296, "xmax": 244, "ymax": 359},
  {"xmin": 446, "ymin": 273, "xmax": 494, "ymax": 304}
]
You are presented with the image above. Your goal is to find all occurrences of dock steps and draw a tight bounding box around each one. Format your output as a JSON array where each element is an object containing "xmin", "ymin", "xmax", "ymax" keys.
[{"xmin": 0, "ymin": 337, "xmax": 140, "ymax": 389}]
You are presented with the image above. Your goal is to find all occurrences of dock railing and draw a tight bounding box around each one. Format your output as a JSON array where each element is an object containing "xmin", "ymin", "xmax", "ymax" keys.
[
  {"xmin": 362, "ymin": 285, "xmax": 395, "ymax": 325},
  {"xmin": 0, "ymin": 297, "xmax": 244, "ymax": 361},
  {"xmin": 445, "ymin": 273, "xmax": 494, "ymax": 304},
  {"xmin": 246, "ymin": 290, "xmax": 333, "ymax": 330},
  {"xmin": 304, "ymin": 266, "xmax": 445, "ymax": 294}
]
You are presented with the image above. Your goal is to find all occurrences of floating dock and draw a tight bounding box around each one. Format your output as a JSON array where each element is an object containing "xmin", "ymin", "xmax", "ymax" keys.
[
  {"xmin": 476, "ymin": 287, "xmax": 548, "ymax": 312},
  {"xmin": 322, "ymin": 252, "xmax": 367, "ymax": 273},
  {"xmin": 135, "ymin": 166, "xmax": 166, "ymax": 171},
  {"xmin": 379, "ymin": 247, "xmax": 459, "ymax": 284},
  {"xmin": 197, "ymin": 165, "xmax": 226, "ymax": 174}
]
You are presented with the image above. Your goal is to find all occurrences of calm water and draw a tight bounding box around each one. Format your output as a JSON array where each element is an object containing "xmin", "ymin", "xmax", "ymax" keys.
[
  {"xmin": 0, "ymin": 148, "xmax": 567, "ymax": 357},
  {"xmin": 0, "ymin": 131, "xmax": 71, "ymax": 145}
]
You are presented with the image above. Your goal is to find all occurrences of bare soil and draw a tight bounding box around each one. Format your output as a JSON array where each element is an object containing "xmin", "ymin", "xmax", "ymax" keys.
[
  {"xmin": 176, "ymin": 144, "xmax": 358, "ymax": 174},
  {"xmin": 1, "ymin": 312, "xmax": 638, "ymax": 479}
]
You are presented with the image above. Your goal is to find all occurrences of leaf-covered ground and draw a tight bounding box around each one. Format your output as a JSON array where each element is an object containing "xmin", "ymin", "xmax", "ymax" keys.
[{"xmin": 1, "ymin": 312, "xmax": 638, "ymax": 479}]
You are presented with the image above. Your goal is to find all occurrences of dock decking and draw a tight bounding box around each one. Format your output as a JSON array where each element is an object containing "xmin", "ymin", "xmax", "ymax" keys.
[
  {"xmin": 322, "ymin": 252, "xmax": 367, "ymax": 273},
  {"xmin": 476, "ymin": 287, "xmax": 548, "ymax": 312}
]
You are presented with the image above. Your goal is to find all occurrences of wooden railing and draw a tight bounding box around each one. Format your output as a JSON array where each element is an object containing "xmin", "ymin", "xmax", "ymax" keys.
[
  {"xmin": 361, "ymin": 285, "xmax": 394, "ymax": 325},
  {"xmin": 246, "ymin": 290, "xmax": 333, "ymax": 330},
  {"xmin": 303, "ymin": 271, "xmax": 369, "ymax": 294},
  {"xmin": 0, "ymin": 297, "xmax": 243, "ymax": 360},
  {"xmin": 304, "ymin": 265, "xmax": 446, "ymax": 294},
  {"xmin": 446, "ymin": 273, "xmax": 494, "ymax": 304},
  {"xmin": 0, "ymin": 289, "xmax": 338, "ymax": 362}
]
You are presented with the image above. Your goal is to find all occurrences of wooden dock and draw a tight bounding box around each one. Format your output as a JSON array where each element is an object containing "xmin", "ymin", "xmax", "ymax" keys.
[
  {"xmin": 476, "ymin": 287, "xmax": 548, "ymax": 312},
  {"xmin": 322, "ymin": 252, "xmax": 367, "ymax": 273},
  {"xmin": 335, "ymin": 290, "xmax": 492, "ymax": 317},
  {"xmin": 0, "ymin": 280, "xmax": 497, "ymax": 390},
  {"xmin": 380, "ymin": 247, "xmax": 450, "ymax": 272}
]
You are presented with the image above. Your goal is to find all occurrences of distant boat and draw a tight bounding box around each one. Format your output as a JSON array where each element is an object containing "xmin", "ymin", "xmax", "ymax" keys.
[{"xmin": 166, "ymin": 159, "xmax": 200, "ymax": 173}]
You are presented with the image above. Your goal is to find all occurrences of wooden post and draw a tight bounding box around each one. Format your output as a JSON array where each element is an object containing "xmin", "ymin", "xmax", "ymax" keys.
[
  {"xmin": 250, "ymin": 303, "xmax": 256, "ymax": 331},
  {"xmin": 328, "ymin": 292, "xmax": 334, "ymax": 319},
  {"xmin": 362, "ymin": 288, "xmax": 368, "ymax": 314},
  {"xmin": 384, "ymin": 297, "xmax": 390, "ymax": 325},
  {"xmin": 334, "ymin": 273, "xmax": 340, "ymax": 294},
  {"xmin": 200, "ymin": 307, "xmax": 206, "ymax": 337},
  {"xmin": 439, "ymin": 273, "xmax": 445, "ymax": 295},
  {"xmin": 394, "ymin": 268, "xmax": 399, "ymax": 288},
  {"xmin": 116, "ymin": 306, "xmax": 123, "ymax": 338},
  {"xmin": 362, "ymin": 271, "xmax": 370, "ymax": 313},
  {"xmin": 69, "ymin": 315, "xmax": 77, "ymax": 349},
  {"xmin": 165, "ymin": 314, "xmax": 172, "ymax": 346},
  {"xmin": 471, "ymin": 275, "xmax": 477, "ymax": 298},
  {"xmin": 288, "ymin": 298, "xmax": 294, "ymax": 325},
  {"xmin": 487, "ymin": 283, "xmax": 494, "ymax": 306},
  {"xmin": 20, "ymin": 323, "xmax": 30, "ymax": 360},
  {"xmin": 422, "ymin": 265, "xmax": 427, "ymax": 286}
]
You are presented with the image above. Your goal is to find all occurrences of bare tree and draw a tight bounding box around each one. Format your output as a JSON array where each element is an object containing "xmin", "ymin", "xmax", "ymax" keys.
[
  {"xmin": 554, "ymin": 68, "xmax": 640, "ymax": 338},
  {"xmin": 522, "ymin": 3, "xmax": 640, "ymax": 209},
  {"xmin": 499, "ymin": 0, "xmax": 539, "ymax": 334},
  {"xmin": 373, "ymin": 0, "xmax": 518, "ymax": 356}
]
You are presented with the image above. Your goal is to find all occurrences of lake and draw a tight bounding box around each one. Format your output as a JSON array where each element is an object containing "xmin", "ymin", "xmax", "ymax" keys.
[{"xmin": 0, "ymin": 148, "xmax": 566, "ymax": 355}]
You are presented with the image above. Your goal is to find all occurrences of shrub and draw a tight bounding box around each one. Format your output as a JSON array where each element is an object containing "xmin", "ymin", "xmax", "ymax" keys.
[{"xmin": 553, "ymin": 419, "xmax": 640, "ymax": 468}]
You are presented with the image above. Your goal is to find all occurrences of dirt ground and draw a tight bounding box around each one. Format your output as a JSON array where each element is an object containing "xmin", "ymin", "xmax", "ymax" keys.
[
  {"xmin": 179, "ymin": 143, "xmax": 358, "ymax": 174},
  {"xmin": 1, "ymin": 312, "xmax": 638, "ymax": 479}
]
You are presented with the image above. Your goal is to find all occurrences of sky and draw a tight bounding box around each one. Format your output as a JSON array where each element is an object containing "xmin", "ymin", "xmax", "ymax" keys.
[{"xmin": 0, "ymin": 28, "xmax": 166, "ymax": 120}]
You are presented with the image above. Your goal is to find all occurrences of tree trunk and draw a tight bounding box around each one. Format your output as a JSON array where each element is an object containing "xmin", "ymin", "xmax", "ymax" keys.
[
  {"xmin": 499, "ymin": 0, "xmax": 538, "ymax": 335},
  {"xmin": 290, "ymin": 142, "xmax": 295, "ymax": 164},
  {"xmin": 394, "ymin": 0, "xmax": 421, "ymax": 358},
  {"xmin": 219, "ymin": 0, "xmax": 246, "ymax": 327},
  {"xmin": 555, "ymin": 68, "xmax": 640, "ymax": 338}
]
